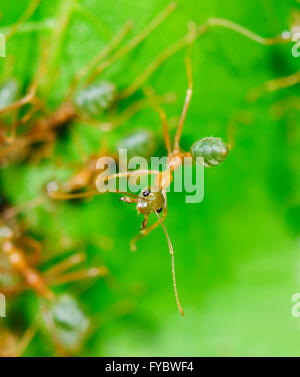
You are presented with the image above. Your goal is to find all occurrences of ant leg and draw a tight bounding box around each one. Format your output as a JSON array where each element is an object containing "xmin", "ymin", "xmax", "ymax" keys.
[
  {"xmin": 16, "ymin": 312, "xmax": 40, "ymax": 356},
  {"xmin": 39, "ymin": 303, "xmax": 69, "ymax": 357},
  {"xmin": 247, "ymin": 70, "xmax": 300, "ymax": 101},
  {"xmin": 226, "ymin": 111, "xmax": 253, "ymax": 150},
  {"xmin": 0, "ymin": 37, "xmax": 48, "ymax": 118},
  {"xmin": 22, "ymin": 236, "xmax": 42, "ymax": 265},
  {"xmin": 43, "ymin": 252, "xmax": 108, "ymax": 288},
  {"xmin": 0, "ymin": 1, "xmax": 43, "ymax": 119},
  {"xmin": 99, "ymin": 170, "xmax": 160, "ymax": 189},
  {"xmin": 49, "ymin": 170, "xmax": 160, "ymax": 200},
  {"xmin": 155, "ymin": 211, "xmax": 184, "ymax": 316},
  {"xmin": 2, "ymin": 196, "xmax": 45, "ymax": 220},
  {"xmin": 140, "ymin": 215, "xmax": 149, "ymax": 231},
  {"xmin": 69, "ymin": 127, "xmax": 97, "ymax": 164},
  {"xmin": 130, "ymin": 197, "xmax": 168, "ymax": 251},
  {"xmin": 0, "ymin": 266, "xmax": 15, "ymax": 274},
  {"xmin": 120, "ymin": 196, "xmax": 138, "ymax": 205},
  {"xmin": 119, "ymin": 22, "xmax": 202, "ymax": 100},
  {"xmin": 0, "ymin": 81, "xmax": 38, "ymax": 116},
  {"xmin": 19, "ymin": 97, "xmax": 46, "ymax": 125},
  {"xmin": 1, "ymin": 55, "xmax": 15, "ymax": 82},
  {"xmin": 96, "ymin": 91, "xmax": 176, "ymax": 132},
  {"xmin": 206, "ymin": 18, "xmax": 287, "ymax": 45},
  {"xmin": 271, "ymin": 96, "xmax": 300, "ymax": 119},
  {"xmin": 73, "ymin": 2, "xmax": 112, "ymax": 40},
  {"xmin": 44, "ymin": 253, "xmax": 86, "ymax": 279},
  {"xmin": 85, "ymin": 2, "xmax": 177, "ymax": 84},
  {"xmin": 156, "ymin": 105, "xmax": 172, "ymax": 155},
  {"xmin": 47, "ymin": 266, "xmax": 108, "ymax": 286},
  {"xmin": 0, "ymin": 284, "xmax": 26, "ymax": 295},
  {"xmin": 5, "ymin": 0, "xmax": 41, "ymax": 41},
  {"xmin": 29, "ymin": 140, "xmax": 56, "ymax": 165},
  {"xmin": 144, "ymin": 87, "xmax": 172, "ymax": 155},
  {"xmin": 40, "ymin": 0, "xmax": 76, "ymax": 98},
  {"xmin": 66, "ymin": 21, "xmax": 134, "ymax": 99},
  {"xmin": 173, "ymin": 55, "xmax": 193, "ymax": 153}
]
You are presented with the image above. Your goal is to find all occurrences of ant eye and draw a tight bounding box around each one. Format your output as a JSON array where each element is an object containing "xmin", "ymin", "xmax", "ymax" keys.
[
  {"xmin": 143, "ymin": 189, "xmax": 150, "ymax": 197},
  {"xmin": 157, "ymin": 207, "xmax": 163, "ymax": 213}
]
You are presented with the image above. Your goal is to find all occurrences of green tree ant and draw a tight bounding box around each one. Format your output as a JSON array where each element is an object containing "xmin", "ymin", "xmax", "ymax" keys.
[
  {"xmin": 48, "ymin": 52, "xmax": 230, "ymax": 316},
  {"xmin": 46, "ymin": 15, "xmax": 295, "ymax": 316}
]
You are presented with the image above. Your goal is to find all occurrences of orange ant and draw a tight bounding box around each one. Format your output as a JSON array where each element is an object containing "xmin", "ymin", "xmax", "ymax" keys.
[
  {"xmin": 0, "ymin": 197, "xmax": 108, "ymax": 298},
  {"xmin": 0, "ymin": 202, "xmax": 108, "ymax": 354},
  {"xmin": 1, "ymin": 3, "xmax": 291, "ymax": 316},
  {"xmin": 0, "ymin": 4, "xmax": 291, "ymax": 166},
  {"xmin": 0, "ymin": 2, "xmax": 183, "ymax": 152},
  {"xmin": 46, "ymin": 17, "xmax": 294, "ymax": 316},
  {"xmin": 0, "ymin": 293, "xmax": 92, "ymax": 356},
  {"xmin": 0, "ymin": 328, "xmax": 20, "ymax": 357},
  {"xmin": 0, "ymin": 327, "xmax": 36, "ymax": 357},
  {"xmin": 246, "ymin": 6, "xmax": 300, "ymax": 102},
  {"xmin": 48, "ymin": 52, "xmax": 230, "ymax": 316},
  {"xmin": 0, "ymin": 223, "xmax": 108, "ymax": 298}
]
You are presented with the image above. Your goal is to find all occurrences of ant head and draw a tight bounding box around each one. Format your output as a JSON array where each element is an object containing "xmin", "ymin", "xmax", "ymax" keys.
[
  {"xmin": 137, "ymin": 187, "xmax": 165, "ymax": 215},
  {"xmin": 191, "ymin": 137, "xmax": 229, "ymax": 167}
]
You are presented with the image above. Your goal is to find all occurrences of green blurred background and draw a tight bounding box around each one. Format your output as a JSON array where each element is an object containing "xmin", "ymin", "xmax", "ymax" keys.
[{"xmin": 0, "ymin": 0, "xmax": 300, "ymax": 356}]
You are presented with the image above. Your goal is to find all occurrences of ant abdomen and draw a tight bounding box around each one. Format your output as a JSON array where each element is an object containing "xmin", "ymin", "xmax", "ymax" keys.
[
  {"xmin": 74, "ymin": 80, "xmax": 116, "ymax": 116},
  {"xmin": 47, "ymin": 294, "xmax": 90, "ymax": 352},
  {"xmin": 190, "ymin": 137, "xmax": 229, "ymax": 167},
  {"xmin": 117, "ymin": 129, "xmax": 157, "ymax": 160},
  {"xmin": 0, "ymin": 79, "xmax": 20, "ymax": 111}
]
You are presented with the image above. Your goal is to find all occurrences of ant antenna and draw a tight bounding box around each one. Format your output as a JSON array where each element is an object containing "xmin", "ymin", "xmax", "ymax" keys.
[
  {"xmin": 207, "ymin": 18, "xmax": 285, "ymax": 45},
  {"xmin": 155, "ymin": 211, "xmax": 184, "ymax": 316},
  {"xmin": 48, "ymin": 188, "xmax": 148, "ymax": 202}
]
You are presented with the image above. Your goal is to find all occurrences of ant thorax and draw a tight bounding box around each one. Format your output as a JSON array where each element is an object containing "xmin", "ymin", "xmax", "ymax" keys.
[{"xmin": 168, "ymin": 154, "xmax": 184, "ymax": 171}]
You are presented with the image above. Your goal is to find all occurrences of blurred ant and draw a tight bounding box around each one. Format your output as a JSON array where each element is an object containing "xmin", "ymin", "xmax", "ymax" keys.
[
  {"xmin": 0, "ymin": 327, "xmax": 35, "ymax": 357},
  {"xmin": 0, "ymin": 328, "xmax": 20, "ymax": 357},
  {"xmin": 0, "ymin": 200, "xmax": 108, "ymax": 354},
  {"xmin": 0, "ymin": 218, "xmax": 108, "ymax": 298},
  {"xmin": 1, "ymin": 2, "xmax": 287, "ymax": 164},
  {"xmin": 0, "ymin": 294, "xmax": 92, "ymax": 356},
  {"xmin": 0, "ymin": 196, "xmax": 108, "ymax": 301},
  {"xmin": 247, "ymin": 7, "xmax": 300, "ymax": 102},
  {"xmin": 0, "ymin": 2, "xmax": 183, "ymax": 159},
  {"xmin": 47, "ymin": 128, "xmax": 158, "ymax": 195}
]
